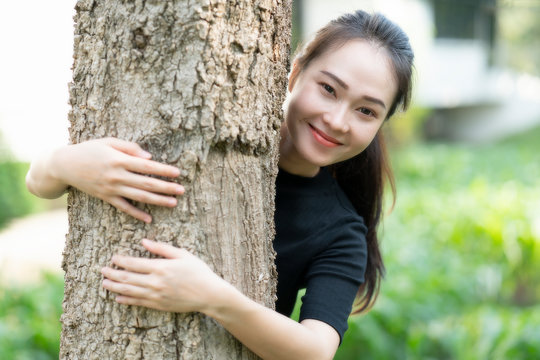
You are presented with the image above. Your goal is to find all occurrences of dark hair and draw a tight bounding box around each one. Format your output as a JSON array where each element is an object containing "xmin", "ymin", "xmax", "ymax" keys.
[{"xmin": 290, "ymin": 11, "xmax": 414, "ymax": 312}]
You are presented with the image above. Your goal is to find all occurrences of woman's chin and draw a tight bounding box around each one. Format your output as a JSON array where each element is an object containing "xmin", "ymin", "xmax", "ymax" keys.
[{"xmin": 298, "ymin": 151, "xmax": 336, "ymax": 168}]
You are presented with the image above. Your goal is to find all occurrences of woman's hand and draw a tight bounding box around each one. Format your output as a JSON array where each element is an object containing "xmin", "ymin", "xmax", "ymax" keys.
[
  {"xmin": 27, "ymin": 137, "xmax": 184, "ymax": 223},
  {"xmin": 101, "ymin": 239, "xmax": 227, "ymax": 313}
]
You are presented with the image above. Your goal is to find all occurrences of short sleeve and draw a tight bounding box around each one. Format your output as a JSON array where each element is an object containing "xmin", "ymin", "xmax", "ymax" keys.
[{"xmin": 298, "ymin": 218, "xmax": 368, "ymax": 342}]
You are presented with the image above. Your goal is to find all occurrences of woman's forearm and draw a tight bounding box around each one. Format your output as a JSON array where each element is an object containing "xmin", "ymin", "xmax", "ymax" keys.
[
  {"xmin": 203, "ymin": 282, "xmax": 338, "ymax": 360},
  {"xmin": 26, "ymin": 147, "xmax": 69, "ymax": 199}
]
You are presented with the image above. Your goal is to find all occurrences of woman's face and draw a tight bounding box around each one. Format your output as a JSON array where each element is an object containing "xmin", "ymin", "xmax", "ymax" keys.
[{"xmin": 283, "ymin": 40, "xmax": 398, "ymax": 171}]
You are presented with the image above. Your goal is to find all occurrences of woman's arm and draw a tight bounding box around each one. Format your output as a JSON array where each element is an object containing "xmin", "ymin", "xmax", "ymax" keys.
[
  {"xmin": 101, "ymin": 239, "xmax": 340, "ymax": 360},
  {"xmin": 26, "ymin": 138, "xmax": 184, "ymax": 222},
  {"xmin": 208, "ymin": 287, "xmax": 340, "ymax": 360}
]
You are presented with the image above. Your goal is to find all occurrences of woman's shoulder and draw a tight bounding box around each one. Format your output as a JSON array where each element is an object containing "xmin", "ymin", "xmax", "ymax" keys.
[{"xmin": 326, "ymin": 174, "xmax": 368, "ymax": 235}]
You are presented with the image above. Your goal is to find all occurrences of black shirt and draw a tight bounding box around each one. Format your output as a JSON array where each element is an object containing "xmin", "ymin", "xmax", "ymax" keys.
[{"xmin": 274, "ymin": 167, "xmax": 368, "ymax": 341}]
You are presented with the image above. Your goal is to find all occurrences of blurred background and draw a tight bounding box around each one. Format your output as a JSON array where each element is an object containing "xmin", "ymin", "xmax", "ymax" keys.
[{"xmin": 1, "ymin": 0, "xmax": 539, "ymax": 359}]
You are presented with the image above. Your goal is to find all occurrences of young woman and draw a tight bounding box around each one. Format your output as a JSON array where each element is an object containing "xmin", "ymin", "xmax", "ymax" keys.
[{"xmin": 26, "ymin": 10, "xmax": 413, "ymax": 360}]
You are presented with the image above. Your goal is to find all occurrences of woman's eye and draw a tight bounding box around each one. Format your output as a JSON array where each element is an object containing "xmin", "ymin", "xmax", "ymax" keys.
[
  {"xmin": 358, "ymin": 107, "xmax": 375, "ymax": 117},
  {"xmin": 321, "ymin": 83, "xmax": 335, "ymax": 96}
]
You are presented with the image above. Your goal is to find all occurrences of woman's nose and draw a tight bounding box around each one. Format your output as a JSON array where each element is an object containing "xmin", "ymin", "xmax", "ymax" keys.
[{"xmin": 323, "ymin": 106, "xmax": 349, "ymax": 132}]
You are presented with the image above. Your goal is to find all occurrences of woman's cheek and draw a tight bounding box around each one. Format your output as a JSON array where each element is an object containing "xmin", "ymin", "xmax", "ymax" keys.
[
  {"xmin": 285, "ymin": 98, "xmax": 302, "ymax": 127},
  {"xmin": 290, "ymin": 85, "xmax": 318, "ymax": 115},
  {"xmin": 299, "ymin": 86, "xmax": 323, "ymax": 112}
]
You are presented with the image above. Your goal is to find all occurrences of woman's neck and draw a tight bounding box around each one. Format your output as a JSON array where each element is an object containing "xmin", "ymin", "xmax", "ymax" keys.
[{"xmin": 278, "ymin": 124, "xmax": 320, "ymax": 177}]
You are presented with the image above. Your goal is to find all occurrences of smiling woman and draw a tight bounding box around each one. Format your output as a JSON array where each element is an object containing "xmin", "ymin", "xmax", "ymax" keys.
[{"xmin": 275, "ymin": 11, "xmax": 414, "ymax": 329}]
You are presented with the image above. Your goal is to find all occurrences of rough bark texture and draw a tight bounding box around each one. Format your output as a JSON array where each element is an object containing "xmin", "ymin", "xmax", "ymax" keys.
[{"xmin": 61, "ymin": 0, "xmax": 290, "ymax": 359}]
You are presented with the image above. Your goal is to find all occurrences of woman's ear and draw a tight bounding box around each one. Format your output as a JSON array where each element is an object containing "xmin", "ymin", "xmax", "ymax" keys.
[{"xmin": 288, "ymin": 60, "xmax": 300, "ymax": 92}]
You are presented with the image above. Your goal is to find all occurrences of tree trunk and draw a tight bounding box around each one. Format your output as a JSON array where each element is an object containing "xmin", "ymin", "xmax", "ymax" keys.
[{"xmin": 61, "ymin": 0, "xmax": 290, "ymax": 358}]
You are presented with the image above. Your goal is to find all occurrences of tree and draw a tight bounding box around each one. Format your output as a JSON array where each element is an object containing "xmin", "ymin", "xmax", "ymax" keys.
[{"xmin": 61, "ymin": 0, "xmax": 290, "ymax": 358}]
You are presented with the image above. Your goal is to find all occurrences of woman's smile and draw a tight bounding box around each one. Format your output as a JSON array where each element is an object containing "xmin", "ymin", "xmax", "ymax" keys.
[{"xmin": 308, "ymin": 123, "xmax": 343, "ymax": 147}]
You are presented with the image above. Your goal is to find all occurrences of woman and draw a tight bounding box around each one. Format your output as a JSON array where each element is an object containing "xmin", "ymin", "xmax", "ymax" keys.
[{"xmin": 26, "ymin": 10, "xmax": 413, "ymax": 360}]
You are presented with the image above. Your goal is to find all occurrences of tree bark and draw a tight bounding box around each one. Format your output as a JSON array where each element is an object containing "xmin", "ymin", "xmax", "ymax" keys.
[{"xmin": 61, "ymin": 0, "xmax": 290, "ymax": 359}]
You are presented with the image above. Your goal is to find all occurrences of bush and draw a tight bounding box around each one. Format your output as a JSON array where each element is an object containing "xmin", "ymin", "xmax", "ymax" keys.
[{"xmin": 0, "ymin": 273, "xmax": 64, "ymax": 360}]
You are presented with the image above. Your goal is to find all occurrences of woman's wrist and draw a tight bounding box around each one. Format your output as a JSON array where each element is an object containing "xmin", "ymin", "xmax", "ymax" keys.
[{"xmin": 200, "ymin": 278, "xmax": 254, "ymax": 323}]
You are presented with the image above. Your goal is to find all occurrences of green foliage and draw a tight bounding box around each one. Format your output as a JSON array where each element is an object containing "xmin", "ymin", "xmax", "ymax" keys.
[
  {"xmin": 0, "ymin": 273, "xmax": 63, "ymax": 360},
  {"xmin": 0, "ymin": 161, "xmax": 38, "ymax": 228},
  {"xmin": 335, "ymin": 127, "xmax": 540, "ymax": 359}
]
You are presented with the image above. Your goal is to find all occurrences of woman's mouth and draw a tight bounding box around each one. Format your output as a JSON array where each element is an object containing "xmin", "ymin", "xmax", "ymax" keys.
[{"xmin": 308, "ymin": 124, "xmax": 342, "ymax": 147}]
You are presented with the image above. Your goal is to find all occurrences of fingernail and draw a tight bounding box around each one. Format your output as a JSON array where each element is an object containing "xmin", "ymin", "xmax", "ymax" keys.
[
  {"xmin": 144, "ymin": 216, "xmax": 152, "ymax": 223},
  {"xmin": 168, "ymin": 198, "xmax": 177, "ymax": 206},
  {"xmin": 142, "ymin": 239, "xmax": 155, "ymax": 248},
  {"xmin": 140, "ymin": 150, "xmax": 152, "ymax": 158},
  {"xmin": 176, "ymin": 185, "xmax": 185, "ymax": 194}
]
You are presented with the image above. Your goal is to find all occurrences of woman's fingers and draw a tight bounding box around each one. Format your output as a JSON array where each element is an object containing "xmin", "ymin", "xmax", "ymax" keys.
[
  {"xmin": 106, "ymin": 180, "xmax": 181, "ymax": 222},
  {"xmin": 116, "ymin": 185, "xmax": 179, "ymax": 208},
  {"xmin": 101, "ymin": 267, "xmax": 149, "ymax": 287},
  {"xmin": 102, "ymin": 275, "xmax": 164, "ymax": 310},
  {"xmin": 102, "ymin": 137, "xmax": 152, "ymax": 159},
  {"xmin": 102, "ymin": 279, "xmax": 148, "ymax": 299},
  {"xmin": 108, "ymin": 196, "xmax": 153, "ymax": 223},
  {"xmin": 115, "ymin": 295, "xmax": 159, "ymax": 309},
  {"xmin": 142, "ymin": 239, "xmax": 188, "ymax": 259},
  {"xmin": 123, "ymin": 172, "xmax": 185, "ymax": 196},
  {"xmin": 124, "ymin": 156, "xmax": 181, "ymax": 178},
  {"xmin": 110, "ymin": 254, "xmax": 157, "ymax": 273}
]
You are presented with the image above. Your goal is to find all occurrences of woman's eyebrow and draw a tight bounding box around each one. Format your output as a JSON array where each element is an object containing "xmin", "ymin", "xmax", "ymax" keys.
[
  {"xmin": 363, "ymin": 95, "xmax": 387, "ymax": 110},
  {"xmin": 320, "ymin": 70, "xmax": 387, "ymax": 110},
  {"xmin": 320, "ymin": 70, "xmax": 349, "ymax": 89}
]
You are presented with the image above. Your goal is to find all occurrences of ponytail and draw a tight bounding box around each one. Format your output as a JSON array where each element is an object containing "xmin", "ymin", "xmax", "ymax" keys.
[{"xmin": 329, "ymin": 131, "xmax": 395, "ymax": 312}]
